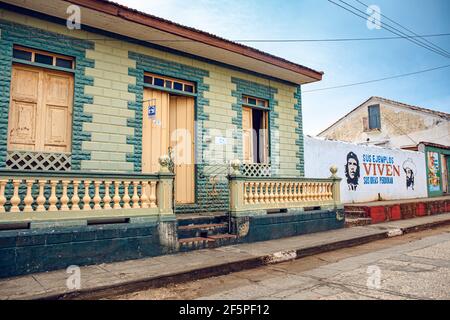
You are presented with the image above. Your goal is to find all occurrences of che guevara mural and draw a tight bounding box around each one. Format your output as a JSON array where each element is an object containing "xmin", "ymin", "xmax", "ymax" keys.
[{"xmin": 304, "ymin": 137, "xmax": 427, "ymax": 203}]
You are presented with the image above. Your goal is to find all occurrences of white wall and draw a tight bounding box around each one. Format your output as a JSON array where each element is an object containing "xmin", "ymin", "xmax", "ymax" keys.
[{"xmin": 304, "ymin": 136, "xmax": 427, "ymax": 203}]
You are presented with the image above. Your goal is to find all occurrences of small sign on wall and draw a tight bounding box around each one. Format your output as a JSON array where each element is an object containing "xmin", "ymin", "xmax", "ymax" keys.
[{"xmin": 215, "ymin": 136, "xmax": 227, "ymax": 145}]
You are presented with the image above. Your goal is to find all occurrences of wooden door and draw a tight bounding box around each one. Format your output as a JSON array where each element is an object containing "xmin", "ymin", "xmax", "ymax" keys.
[
  {"xmin": 242, "ymin": 106, "xmax": 253, "ymax": 163},
  {"xmin": 169, "ymin": 95, "xmax": 195, "ymax": 204},
  {"xmin": 141, "ymin": 90, "xmax": 195, "ymax": 204},
  {"xmin": 141, "ymin": 88, "xmax": 170, "ymax": 173},
  {"xmin": 7, "ymin": 64, "xmax": 73, "ymax": 152}
]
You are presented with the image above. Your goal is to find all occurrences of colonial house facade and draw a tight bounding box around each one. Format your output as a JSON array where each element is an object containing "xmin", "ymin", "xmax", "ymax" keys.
[{"xmin": 0, "ymin": 0, "xmax": 343, "ymax": 277}]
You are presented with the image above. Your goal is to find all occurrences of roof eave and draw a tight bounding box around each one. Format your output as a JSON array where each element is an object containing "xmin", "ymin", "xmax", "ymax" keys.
[{"xmin": 65, "ymin": 0, "xmax": 323, "ymax": 83}]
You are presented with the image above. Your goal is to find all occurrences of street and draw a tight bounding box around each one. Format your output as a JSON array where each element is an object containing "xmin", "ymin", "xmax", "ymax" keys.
[{"xmin": 113, "ymin": 225, "xmax": 450, "ymax": 300}]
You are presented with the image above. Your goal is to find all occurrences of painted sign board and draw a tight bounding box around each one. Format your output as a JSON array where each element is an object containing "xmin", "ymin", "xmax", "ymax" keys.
[{"xmin": 304, "ymin": 137, "xmax": 427, "ymax": 203}]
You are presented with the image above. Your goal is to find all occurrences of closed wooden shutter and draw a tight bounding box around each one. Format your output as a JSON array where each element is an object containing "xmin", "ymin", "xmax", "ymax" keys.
[
  {"xmin": 242, "ymin": 106, "xmax": 253, "ymax": 163},
  {"xmin": 43, "ymin": 70, "xmax": 73, "ymax": 152},
  {"xmin": 7, "ymin": 65, "xmax": 73, "ymax": 152}
]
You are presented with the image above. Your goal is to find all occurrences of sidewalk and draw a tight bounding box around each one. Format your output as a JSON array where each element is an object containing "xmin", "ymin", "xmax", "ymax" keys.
[{"xmin": 1, "ymin": 213, "xmax": 450, "ymax": 300}]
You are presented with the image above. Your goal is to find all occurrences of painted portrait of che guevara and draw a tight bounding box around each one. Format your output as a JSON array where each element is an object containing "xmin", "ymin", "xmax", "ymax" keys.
[{"xmin": 345, "ymin": 151, "xmax": 360, "ymax": 191}]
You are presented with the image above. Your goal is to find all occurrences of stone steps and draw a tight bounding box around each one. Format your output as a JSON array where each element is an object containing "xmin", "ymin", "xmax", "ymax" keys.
[
  {"xmin": 177, "ymin": 223, "xmax": 229, "ymax": 239},
  {"xmin": 176, "ymin": 213, "xmax": 238, "ymax": 251}
]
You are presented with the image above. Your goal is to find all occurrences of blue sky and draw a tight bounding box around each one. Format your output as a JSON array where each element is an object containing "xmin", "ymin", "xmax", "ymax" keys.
[{"xmin": 116, "ymin": 0, "xmax": 450, "ymax": 135}]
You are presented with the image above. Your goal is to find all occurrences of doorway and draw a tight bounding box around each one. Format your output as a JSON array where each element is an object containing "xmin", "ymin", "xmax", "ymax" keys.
[{"xmin": 142, "ymin": 88, "xmax": 195, "ymax": 204}]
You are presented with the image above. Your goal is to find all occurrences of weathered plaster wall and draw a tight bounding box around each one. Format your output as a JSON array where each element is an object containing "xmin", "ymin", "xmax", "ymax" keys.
[
  {"xmin": 319, "ymin": 99, "xmax": 449, "ymax": 148},
  {"xmin": 304, "ymin": 136, "xmax": 428, "ymax": 203}
]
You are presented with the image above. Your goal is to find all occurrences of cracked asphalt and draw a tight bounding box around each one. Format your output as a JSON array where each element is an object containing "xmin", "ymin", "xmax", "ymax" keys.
[{"xmin": 113, "ymin": 225, "xmax": 450, "ymax": 300}]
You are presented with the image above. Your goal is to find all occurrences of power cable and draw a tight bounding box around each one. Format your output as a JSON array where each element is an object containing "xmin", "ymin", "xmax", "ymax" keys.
[
  {"xmin": 303, "ymin": 64, "xmax": 450, "ymax": 93},
  {"xmin": 328, "ymin": 0, "xmax": 450, "ymax": 59},
  {"xmin": 355, "ymin": 0, "xmax": 450, "ymax": 57}
]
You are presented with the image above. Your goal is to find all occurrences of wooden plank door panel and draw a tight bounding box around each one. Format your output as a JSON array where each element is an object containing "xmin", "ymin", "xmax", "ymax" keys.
[
  {"xmin": 142, "ymin": 88, "xmax": 170, "ymax": 173},
  {"xmin": 170, "ymin": 95, "xmax": 195, "ymax": 204}
]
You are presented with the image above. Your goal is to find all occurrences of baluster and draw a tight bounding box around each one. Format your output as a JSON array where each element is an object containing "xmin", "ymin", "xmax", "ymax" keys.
[
  {"xmin": 293, "ymin": 182, "xmax": 299, "ymax": 202},
  {"xmin": 322, "ymin": 183, "xmax": 327, "ymax": 201},
  {"xmin": 71, "ymin": 180, "xmax": 80, "ymax": 211},
  {"xmin": 313, "ymin": 183, "xmax": 318, "ymax": 201},
  {"xmin": 36, "ymin": 180, "xmax": 47, "ymax": 212},
  {"xmin": 288, "ymin": 182, "xmax": 293, "ymax": 202},
  {"xmin": 48, "ymin": 180, "xmax": 58, "ymax": 211},
  {"xmin": 83, "ymin": 180, "xmax": 91, "ymax": 211},
  {"xmin": 264, "ymin": 182, "xmax": 269, "ymax": 203},
  {"xmin": 243, "ymin": 182, "xmax": 249, "ymax": 204},
  {"xmin": 103, "ymin": 181, "xmax": 112, "ymax": 209},
  {"xmin": 314, "ymin": 183, "xmax": 318, "ymax": 201},
  {"xmin": 258, "ymin": 182, "xmax": 264, "ymax": 203},
  {"xmin": 282, "ymin": 182, "xmax": 288, "ymax": 202},
  {"xmin": 132, "ymin": 181, "xmax": 140, "ymax": 208},
  {"xmin": 328, "ymin": 183, "xmax": 333, "ymax": 200},
  {"xmin": 297, "ymin": 182, "xmax": 303, "ymax": 202},
  {"xmin": 0, "ymin": 180, "xmax": 7, "ymax": 212},
  {"xmin": 284, "ymin": 183, "xmax": 289, "ymax": 202},
  {"xmin": 10, "ymin": 179, "xmax": 21, "ymax": 213},
  {"xmin": 280, "ymin": 183, "xmax": 286, "ymax": 203},
  {"xmin": 321, "ymin": 183, "xmax": 326, "ymax": 201},
  {"xmin": 24, "ymin": 179, "xmax": 34, "ymax": 212},
  {"xmin": 93, "ymin": 181, "xmax": 101, "ymax": 210},
  {"xmin": 113, "ymin": 181, "xmax": 121, "ymax": 209},
  {"xmin": 60, "ymin": 180, "xmax": 70, "ymax": 211},
  {"xmin": 123, "ymin": 181, "xmax": 131, "ymax": 209},
  {"xmin": 140, "ymin": 181, "xmax": 150, "ymax": 209},
  {"xmin": 304, "ymin": 183, "xmax": 310, "ymax": 202},
  {"xmin": 250, "ymin": 182, "xmax": 256, "ymax": 204},
  {"xmin": 256, "ymin": 182, "xmax": 262, "ymax": 204},
  {"xmin": 270, "ymin": 182, "xmax": 275, "ymax": 203},
  {"xmin": 273, "ymin": 182, "xmax": 279, "ymax": 203},
  {"xmin": 149, "ymin": 181, "xmax": 157, "ymax": 208}
]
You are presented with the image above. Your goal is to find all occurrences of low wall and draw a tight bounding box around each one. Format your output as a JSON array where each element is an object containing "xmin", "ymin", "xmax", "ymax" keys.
[
  {"xmin": 304, "ymin": 136, "xmax": 427, "ymax": 203},
  {"xmin": 0, "ymin": 219, "xmax": 177, "ymax": 278},
  {"xmin": 231, "ymin": 209, "xmax": 345, "ymax": 243}
]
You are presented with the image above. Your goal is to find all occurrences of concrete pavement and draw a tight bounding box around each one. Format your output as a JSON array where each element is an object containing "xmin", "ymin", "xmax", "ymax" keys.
[
  {"xmin": 197, "ymin": 227, "xmax": 450, "ymax": 300},
  {"xmin": 1, "ymin": 213, "xmax": 450, "ymax": 300}
]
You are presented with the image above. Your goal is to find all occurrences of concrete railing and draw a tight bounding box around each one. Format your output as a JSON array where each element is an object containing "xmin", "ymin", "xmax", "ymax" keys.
[
  {"xmin": 228, "ymin": 161, "xmax": 341, "ymax": 215},
  {"xmin": 0, "ymin": 156, "xmax": 174, "ymax": 227}
]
